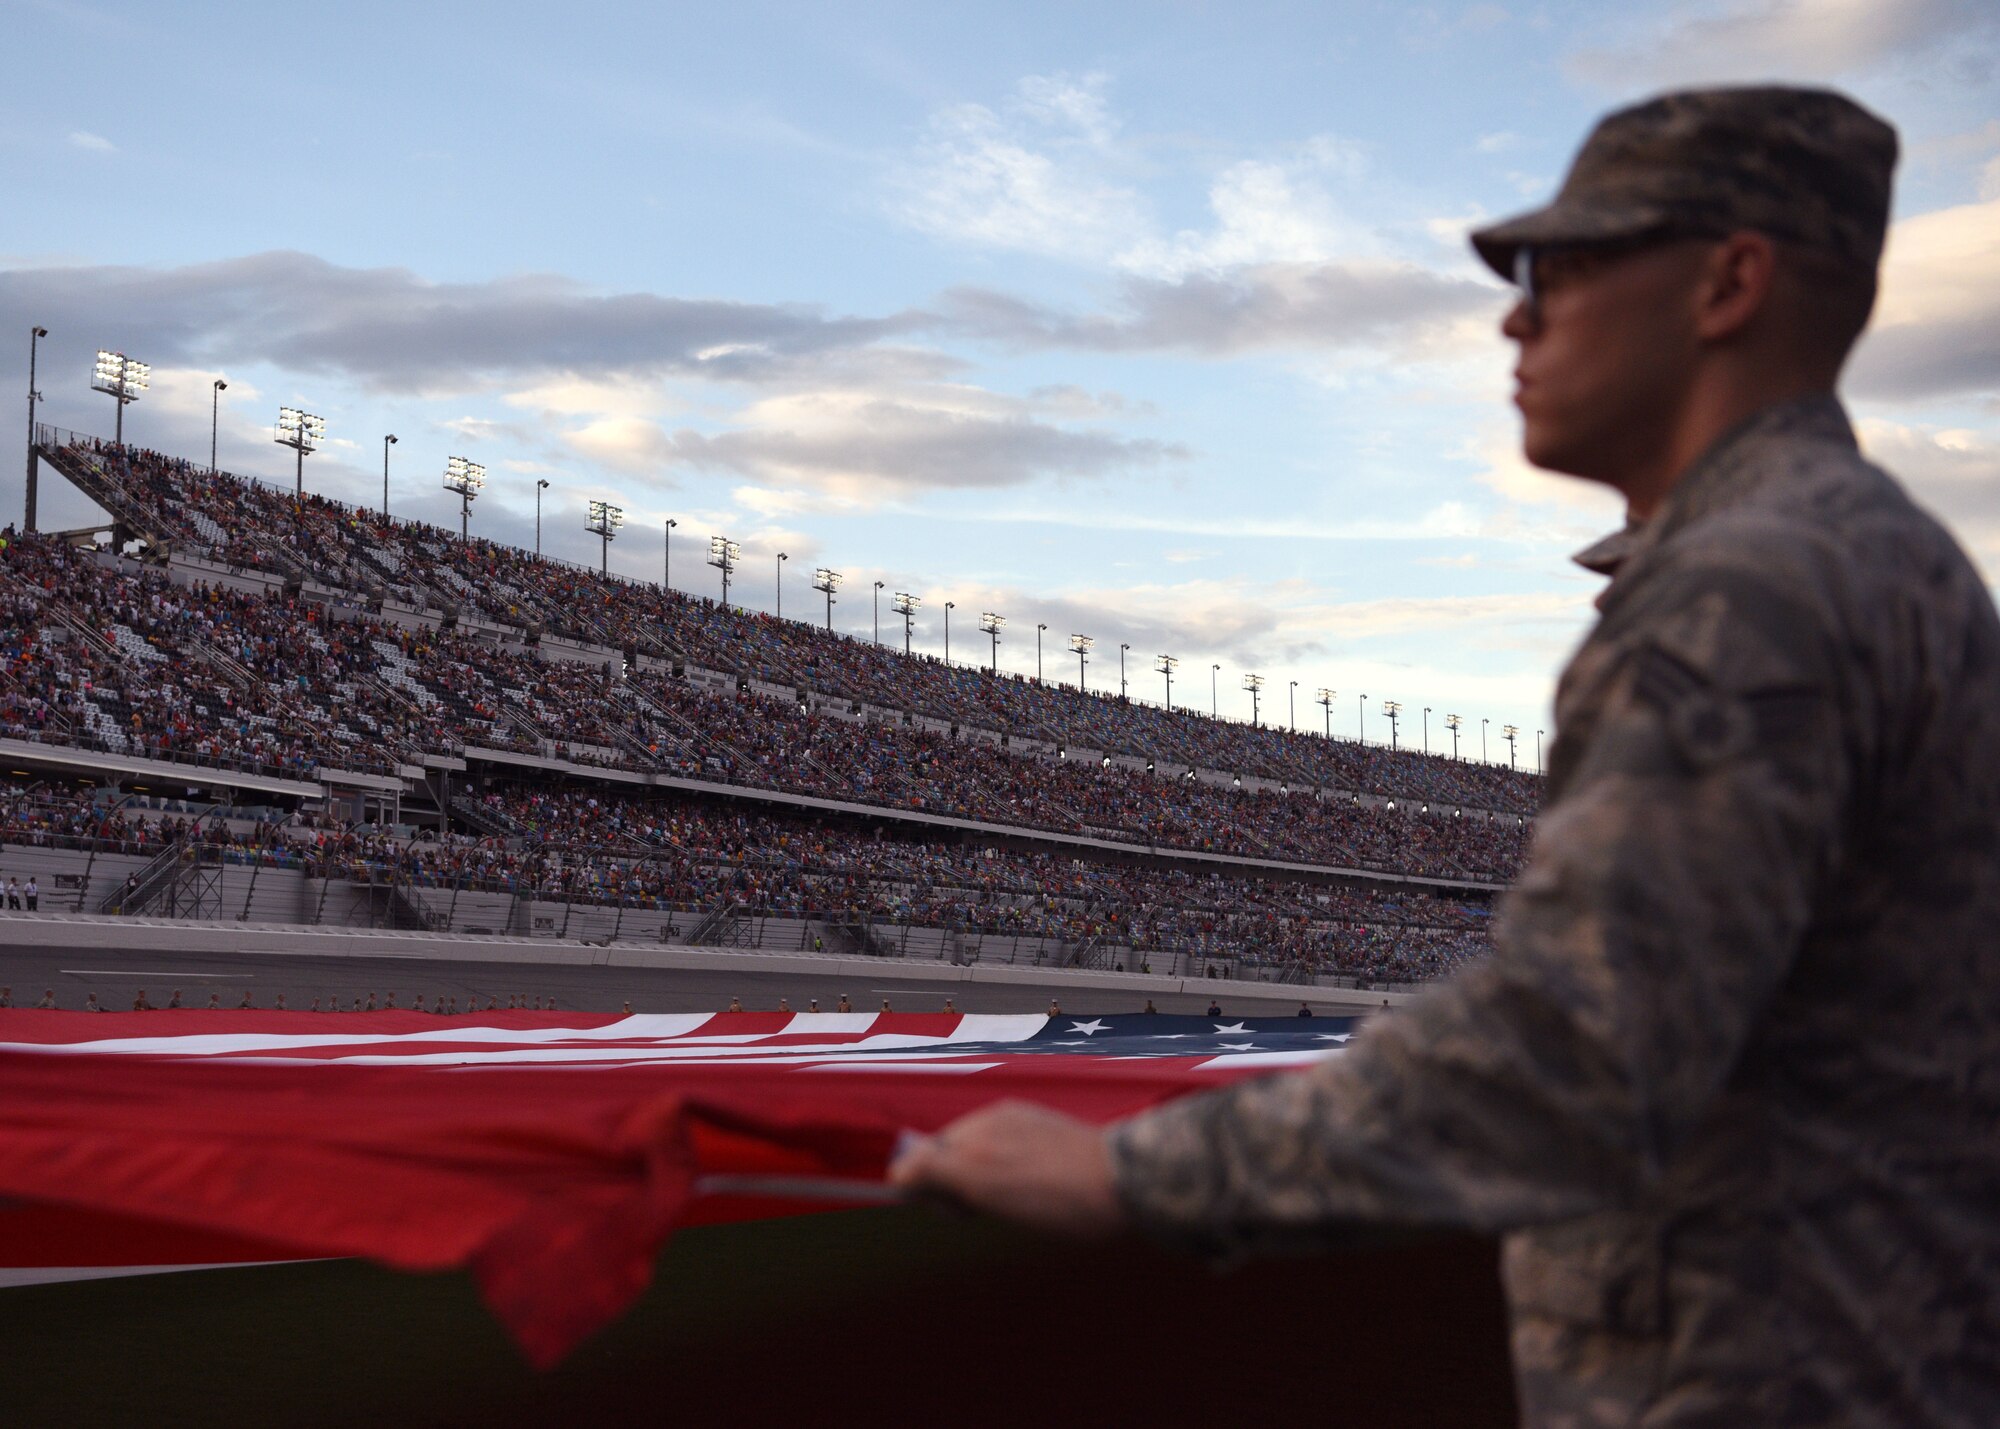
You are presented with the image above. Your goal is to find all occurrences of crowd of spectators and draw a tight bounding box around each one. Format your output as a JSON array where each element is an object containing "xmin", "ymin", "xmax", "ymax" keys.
[
  {"xmin": 2, "ymin": 525, "xmax": 1530, "ymax": 883},
  {"xmin": 50, "ymin": 439, "xmax": 1543, "ymax": 814},
  {"xmin": 0, "ymin": 776, "xmax": 1495, "ymax": 982}
]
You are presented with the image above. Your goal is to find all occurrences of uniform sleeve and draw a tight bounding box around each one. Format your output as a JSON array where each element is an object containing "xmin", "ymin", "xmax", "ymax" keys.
[{"xmin": 1106, "ymin": 550, "xmax": 1859, "ymax": 1252}]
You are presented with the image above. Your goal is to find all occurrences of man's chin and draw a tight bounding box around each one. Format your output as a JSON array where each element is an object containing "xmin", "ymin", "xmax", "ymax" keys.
[{"xmin": 1521, "ymin": 428, "xmax": 1609, "ymax": 483}]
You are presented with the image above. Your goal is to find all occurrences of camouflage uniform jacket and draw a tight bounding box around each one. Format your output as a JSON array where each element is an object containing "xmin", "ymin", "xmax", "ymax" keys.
[{"xmin": 1108, "ymin": 395, "xmax": 2000, "ymax": 1426}]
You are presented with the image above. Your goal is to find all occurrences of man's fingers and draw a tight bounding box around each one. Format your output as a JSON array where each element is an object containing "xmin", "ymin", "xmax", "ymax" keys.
[{"xmin": 886, "ymin": 1132, "xmax": 943, "ymax": 1188}]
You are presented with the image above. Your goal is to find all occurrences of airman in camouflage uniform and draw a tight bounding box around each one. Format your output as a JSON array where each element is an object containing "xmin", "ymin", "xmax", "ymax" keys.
[{"xmin": 895, "ymin": 87, "xmax": 2000, "ymax": 1426}]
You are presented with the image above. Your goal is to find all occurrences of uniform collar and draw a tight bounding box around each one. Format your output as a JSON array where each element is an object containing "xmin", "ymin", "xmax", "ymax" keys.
[{"xmin": 1569, "ymin": 393, "xmax": 1857, "ymax": 591}]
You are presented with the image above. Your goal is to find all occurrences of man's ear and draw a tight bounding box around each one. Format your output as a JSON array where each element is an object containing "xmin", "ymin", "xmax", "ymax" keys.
[{"xmin": 1695, "ymin": 231, "xmax": 1776, "ymax": 344}]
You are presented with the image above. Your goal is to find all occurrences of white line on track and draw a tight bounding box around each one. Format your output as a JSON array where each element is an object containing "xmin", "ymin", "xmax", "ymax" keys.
[{"xmin": 60, "ymin": 970, "xmax": 247, "ymax": 979}]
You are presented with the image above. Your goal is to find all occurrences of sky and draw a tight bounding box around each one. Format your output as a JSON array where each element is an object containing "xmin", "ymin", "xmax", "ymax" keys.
[{"xmin": 1, "ymin": 0, "xmax": 1996, "ymax": 766}]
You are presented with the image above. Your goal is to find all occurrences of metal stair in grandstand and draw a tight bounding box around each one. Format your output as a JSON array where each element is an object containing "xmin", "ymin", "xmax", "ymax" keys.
[
  {"xmin": 448, "ymin": 794, "xmax": 529, "ymax": 842},
  {"xmin": 45, "ymin": 604, "xmax": 126, "ymax": 666},
  {"xmin": 33, "ymin": 436, "xmax": 174, "ymax": 552},
  {"xmin": 682, "ymin": 899, "xmax": 744, "ymax": 947},
  {"xmin": 387, "ymin": 873, "xmax": 445, "ymax": 931},
  {"xmin": 98, "ymin": 837, "xmax": 194, "ymax": 916},
  {"xmin": 608, "ymin": 722, "xmax": 671, "ymax": 771},
  {"xmin": 501, "ymin": 699, "xmax": 553, "ymax": 748},
  {"xmin": 619, "ymin": 681, "xmax": 776, "ymax": 789},
  {"xmin": 825, "ymin": 917, "xmax": 896, "ymax": 958}
]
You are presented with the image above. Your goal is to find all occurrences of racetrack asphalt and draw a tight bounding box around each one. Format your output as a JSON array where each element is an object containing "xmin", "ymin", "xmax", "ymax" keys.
[{"xmin": 0, "ymin": 942, "xmax": 1352, "ymax": 1019}]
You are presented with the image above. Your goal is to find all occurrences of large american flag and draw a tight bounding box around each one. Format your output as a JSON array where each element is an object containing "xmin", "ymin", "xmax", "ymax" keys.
[{"xmin": 0, "ymin": 1010, "xmax": 1355, "ymax": 1364}]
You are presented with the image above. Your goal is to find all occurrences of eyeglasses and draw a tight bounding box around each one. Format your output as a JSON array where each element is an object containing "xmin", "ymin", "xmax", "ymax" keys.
[{"xmin": 1510, "ymin": 236, "xmax": 1698, "ymax": 326}]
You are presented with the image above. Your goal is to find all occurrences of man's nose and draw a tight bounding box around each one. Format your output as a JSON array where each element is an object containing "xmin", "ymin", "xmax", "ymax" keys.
[{"xmin": 1500, "ymin": 296, "xmax": 1538, "ymax": 342}]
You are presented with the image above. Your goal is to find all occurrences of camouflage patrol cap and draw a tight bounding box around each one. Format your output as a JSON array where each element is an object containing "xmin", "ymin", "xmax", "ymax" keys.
[{"xmin": 1470, "ymin": 85, "xmax": 1897, "ymax": 279}]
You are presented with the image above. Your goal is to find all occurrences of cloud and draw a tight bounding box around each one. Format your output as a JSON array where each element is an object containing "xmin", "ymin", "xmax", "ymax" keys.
[
  {"xmin": 1856, "ymin": 417, "xmax": 2000, "ymax": 575},
  {"xmin": 0, "ymin": 251, "xmax": 927, "ymax": 395},
  {"xmin": 1565, "ymin": 0, "xmax": 1997, "ymax": 87},
  {"xmin": 886, "ymin": 73, "xmax": 1151, "ymax": 263},
  {"xmin": 647, "ymin": 389, "xmax": 1187, "ymax": 498},
  {"xmin": 1115, "ymin": 139, "xmax": 1378, "ymax": 280},
  {"xmin": 1848, "ymin": 196, "xmax": 2000, "ymax": 404},
  {"xmin": 942, "ymin": 258, "xmax": 1499, "ymax": 358},
  {"xmin": 67, "ymin": 131, "xmax": 114, "ymax": 153}
]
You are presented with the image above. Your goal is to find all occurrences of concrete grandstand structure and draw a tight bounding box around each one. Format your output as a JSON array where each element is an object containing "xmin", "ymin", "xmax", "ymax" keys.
[{"xmin": 0, "ymin": 427, "xmax": 1544, "ymax": 989}]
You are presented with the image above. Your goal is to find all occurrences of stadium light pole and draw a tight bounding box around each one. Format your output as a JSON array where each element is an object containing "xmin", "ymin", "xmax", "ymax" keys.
[
  {"xmin": 663, "ymin": 518, "xmax": 677, "ymax": 588},
  {"xmin": 443, "ymin": 455, "xmax": 485, "ymax": 540},
  {"xmin": 814, "ymin": 568, "xmax": 842, "ymax": 630},
  {"xmin": 1316, "ymin": 687, "xmax": 1335, "ymax": 739},
  {"xmin": 1503, "ymin": 723, "xmax": 1520, "ymax": 770},
  {"xmin": 1158, "ymin": 654, "xmax": 1178, "ymax": 711},
  {"xmin": 708, "ymin": 535, "xmax": 742, "ymax": 605},
  {"xmin": 1036, "ymin": 624, "xmax": 1047, "ymax": 681},
  {"xmin": 1537, "ymin": 728, "xmax": 1545, "ymax": 773},
  {"xmin": 25, "ymin": 326, "xmax": 47, "ymax": 531},
  {"xmin": 1119, "ymin": 643, "xmax": 1129, "ymax": 700},
  {"xmin": 1445, "ymin": 712, "xmax": 1462, "ymax": 761},
  {"xmin": 1211, "ymin": 664, "xmax": 1220, "ymax": 718},
  {"xmin": 980, "ymin": 611, "xmax": 1005, "ymax": 673},
  {"xmin": 893, "ymin": 591, "xmax": 920, "ymax": 656},
  {"xmin": 380, "ymin": 432, "xmax": 396, "ymax": 515},
  {"xmin": 276, "ymin": 406, "xmax": 326, "ymax": 505},
  {"xmin": 943, "ymin": 601, "xmax": 955, "ymax": 662},
  {"xmin": 535, "ymin": 479, "xmax": 550, "ymax": 556},
  {"xmin": 1069, "ymin": 633, "xmax": 1092, "ymax": 691},
  {"xmin": 873, "ymin": 581, "xmax": 884, "ymax": 643},
  {"xmin": 1288, "ymin": 680, "xmax": 1297, "ymax": 732},
  {"xmin": 586, "ymin": 499, "xmax": 624, "ymax": 575},
  {"xmin": 1423, "ymin": 706, "xmax": 1431, "ymax": 756},
  {"xmin": 1243, "ymin": 672, "xmax": 1264, "ymax": 726},
  {"xmin": 211, "ymin": 379, "xmax": 228, "ymax": 475},
  {"xmin": 1482, "ymin": 717, "xmax": 1489, "ymax": 762},
  {"xmin": 775, "ymin": 551, "xmax": 787, "ymax": 617},
  {"xmin": 1382, "ymin": 699, "xmax": 1402, "ymax": 751},
  {"xmin": 92, "ymin": 349, "xmax": 149, "ymax": 448},
  {"xmin": 1359, "ymin": 692, "xmax": 1368, "ymax": 743}
]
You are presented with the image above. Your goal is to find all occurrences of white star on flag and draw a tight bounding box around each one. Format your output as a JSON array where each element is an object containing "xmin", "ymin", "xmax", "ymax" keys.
[
  {"xmin": 1068, "ymin": 1020, "xmax": 1109, "ymax": 1036},
  {"xmin": 1212, "ymin": 1023, "xmax": 1247, "ymax": 1035},
  {"xmin": 1316, "ymin": 1033, "xmax": 1352, "ymax": 1042}
]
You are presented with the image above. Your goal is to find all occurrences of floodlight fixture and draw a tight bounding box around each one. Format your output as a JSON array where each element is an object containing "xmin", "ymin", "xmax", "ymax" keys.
[
  {"xmin": 1444, "ymin": 711, "xmax": 1464, "ymax": 761},
  {"xmin": 892, "ymin": 591, "xmax": 920, "ymax": 657},
  {"xmin": 708, "ymin": 535, "xmax": 742, "ymax": 604},
  {"xmin": 1069, "ymin": 633, "xmax": 1092, "ymax": 691},
  {"xmin": 1502, "ymin": 722, "xmax": 1521, "ymax": 770},
  {"xmin": 980, "ymin": 610, "xmax": 1005, "ymax": 671},
  {"xmin": 813, "ymin": 567, "xmax": 843, "ymax": 630},
  {"xmin": 1157, "ymin": 653, "xmax": 1179, "ymax": 711},
  {"xmin": 1381, "ymin": 699, "xmax": 1403, "ymax": 751},
  {"xmin": 92, "ymin": 349, "xmax": 150, "ymax": 446},
  {"xmin": 586, "ymin": 499, "xmax": 625, "ymax": 575},
  {"xmin": 443, "ymin": 455, "xmax": 485, "ymax": 538},
  {"xmin": 1242, "ymin": 672, "xmax": 1265, "ymax": 726},
  {"xmin": 1315, "ymin": 687, "xmax": 1336, "ymax": 739},
  {"xmin": 275, "ymin": 406, "xmax": 327, "ymax": 502}
]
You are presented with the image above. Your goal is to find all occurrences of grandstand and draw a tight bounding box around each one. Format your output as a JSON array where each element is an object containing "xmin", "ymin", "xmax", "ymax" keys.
[{"xmin": 0, "ymin": 426, "xmax": 1543, "ymax": 989}]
